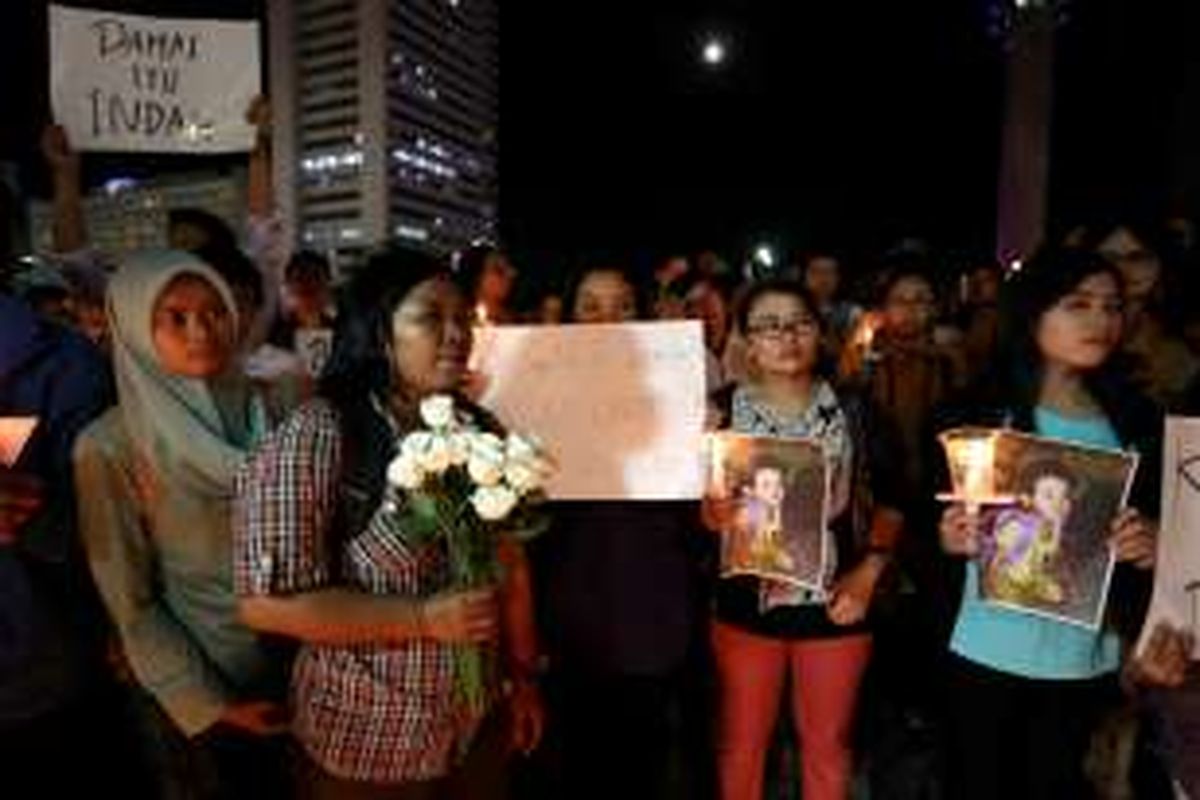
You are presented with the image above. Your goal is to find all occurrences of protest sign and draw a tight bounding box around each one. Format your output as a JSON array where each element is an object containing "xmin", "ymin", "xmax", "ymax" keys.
[
  {"xmin": 473, "ymin": 321, "xmax": 707, "ymax": 500},
  {"xmin": 49, "ymin": 4, "xmax": 260, "ymax": 153},
  {"xmin": 1139, "ymin": 417, "xmax": 1200, "ymax": 658}
]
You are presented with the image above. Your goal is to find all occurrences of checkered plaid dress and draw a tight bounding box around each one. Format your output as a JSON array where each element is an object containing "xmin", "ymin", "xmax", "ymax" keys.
[{"xmin": 234, "ymin": 400, "xmax": 490, "ymax": 783}]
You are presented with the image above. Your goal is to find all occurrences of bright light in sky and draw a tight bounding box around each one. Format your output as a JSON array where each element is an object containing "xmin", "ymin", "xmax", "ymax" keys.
[
  {"xmin": 701, "ymin": 37, "xmax": 727, "ymax": 67},
  {"xmin": 754, "ymin": 244, "xmax": 775, "ymax": 267}
]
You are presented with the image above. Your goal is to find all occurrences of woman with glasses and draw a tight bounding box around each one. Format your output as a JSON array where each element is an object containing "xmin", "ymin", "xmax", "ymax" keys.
[{"xmin": 703, "ymin": 279, "xmax": 903, "ymax": 800}]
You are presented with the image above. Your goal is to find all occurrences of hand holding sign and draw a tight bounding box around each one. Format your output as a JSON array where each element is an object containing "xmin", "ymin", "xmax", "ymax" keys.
[{"xmin": 40, "ymin": 124, "xmax": 80, "ymax": 176}]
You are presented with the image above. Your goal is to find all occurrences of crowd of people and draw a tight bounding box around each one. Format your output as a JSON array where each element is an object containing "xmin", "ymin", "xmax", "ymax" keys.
[{"xmin": 2, "ymin": 109, "xmax": 1200, "ymax": 800}]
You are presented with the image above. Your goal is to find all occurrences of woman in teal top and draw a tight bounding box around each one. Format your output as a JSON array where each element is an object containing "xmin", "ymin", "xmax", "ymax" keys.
[{"xmin": 937, "ymin": 247, "xmax": 1160, "ymax": 800}]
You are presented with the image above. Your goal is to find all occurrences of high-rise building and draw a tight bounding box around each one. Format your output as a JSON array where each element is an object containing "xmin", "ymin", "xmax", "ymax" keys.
[
  {"xmin": 27, "ymin": 172, "xmax": 246, "ymax": 258},
  {"xmin": 269, "ymin": 0, "xmax": 499, "ymax": 264}
]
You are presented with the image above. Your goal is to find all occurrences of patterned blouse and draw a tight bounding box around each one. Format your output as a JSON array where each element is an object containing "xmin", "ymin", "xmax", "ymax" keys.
[{"xmin": 233, "ymin": 399, "xmax": 490, "ymax": 784}]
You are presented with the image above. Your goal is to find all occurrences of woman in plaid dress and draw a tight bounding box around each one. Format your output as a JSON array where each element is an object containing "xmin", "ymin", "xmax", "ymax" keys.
[{"xmin": 234, "ymin": 249, "xmax": 544, "ymax": 799}]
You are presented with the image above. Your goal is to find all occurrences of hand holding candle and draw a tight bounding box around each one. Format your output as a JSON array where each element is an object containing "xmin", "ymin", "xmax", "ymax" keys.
[
  {"xmin": 939, "ymin": 428, "xmax": 1001, "ymax": 514},
  {"xmin": 937, "ymin": 428, "xmax": 1006, "ymax": 556}
]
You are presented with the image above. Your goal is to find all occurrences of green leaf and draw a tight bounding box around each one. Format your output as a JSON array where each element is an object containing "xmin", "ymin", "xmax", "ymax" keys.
[{"xmin": 389, "ymin": 491, "xmax": 442, "ymax": 543}]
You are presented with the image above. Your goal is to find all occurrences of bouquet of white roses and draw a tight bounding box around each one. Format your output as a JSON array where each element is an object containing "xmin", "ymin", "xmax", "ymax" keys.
[{"xmin": 385, "ymin": 394, "xmax": 553, "ymax": 712}]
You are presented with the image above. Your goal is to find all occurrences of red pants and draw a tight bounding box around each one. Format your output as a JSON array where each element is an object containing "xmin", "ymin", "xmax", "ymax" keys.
[{"xmin": 712, "ymin": 621, "xmax": 872, "ymax": 800}]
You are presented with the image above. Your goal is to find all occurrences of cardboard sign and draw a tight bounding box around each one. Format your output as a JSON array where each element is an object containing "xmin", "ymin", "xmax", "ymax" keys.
[
  {"xmin": 473, "ymin": 322, "xmax": 707, "ymax": 500},
  {"xmin": 49, "ymin": 4, "xmax": 260, "ymax": 153},
  {"xmin": 1139, "ymin": 417, "xmax": 1200, "ymax": 658}
]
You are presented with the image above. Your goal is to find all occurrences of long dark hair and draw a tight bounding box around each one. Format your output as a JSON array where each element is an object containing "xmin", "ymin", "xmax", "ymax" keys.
[
  {"xmin": 992, "ymin": 246, "xmax": 1143, "ymax": 440},
  {"xmin": 318, "ymin": 246, "xmax": 448, "ymax": 414},
  {"xmin": 456, "ymin": 243, "xmax": 503, "ymax": 300}
]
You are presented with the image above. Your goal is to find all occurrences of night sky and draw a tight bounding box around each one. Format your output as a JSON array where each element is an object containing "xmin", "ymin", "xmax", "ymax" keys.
[
  {"xmin": 499, "ymin": 0, "xmax": 1005, "ymax": 274},
  {"xmin": 3, "ymin": 0, "xmax": 1196, "ymax": 279}
]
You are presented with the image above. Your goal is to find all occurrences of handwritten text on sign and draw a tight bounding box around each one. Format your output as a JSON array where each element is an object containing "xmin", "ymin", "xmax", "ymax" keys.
[
  {"xmin": 1139, "ymin": 417, "xmax": 1200, "ymax": 659},
  {"xmin": 474, "ymin": 322, "xmax": 707, "ymax": 500},
  {"xmin": 49, "ymin": 5, "xmax": 260, "ymax": 153}
]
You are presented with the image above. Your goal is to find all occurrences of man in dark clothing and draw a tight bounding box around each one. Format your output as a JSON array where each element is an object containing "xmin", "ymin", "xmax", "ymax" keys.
[{"xmin": 0, "ymin": 293, "xmax": 145, "ymax": 795}]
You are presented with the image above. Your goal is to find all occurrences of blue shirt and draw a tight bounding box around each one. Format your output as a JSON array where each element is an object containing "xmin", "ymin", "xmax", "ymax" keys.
[
  {"xmin": 0, "ymin": 296, "xmax": 113, "ymax": 725},
  {"xmin": 949, "ymin": 406, "xmax": 1124, "ymax": 680}
]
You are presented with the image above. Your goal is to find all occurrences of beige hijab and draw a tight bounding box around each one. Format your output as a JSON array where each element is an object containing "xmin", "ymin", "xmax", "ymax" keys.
[{"xmin": 107, "ymin": 250, "xmax": 262, "ymax": 498}]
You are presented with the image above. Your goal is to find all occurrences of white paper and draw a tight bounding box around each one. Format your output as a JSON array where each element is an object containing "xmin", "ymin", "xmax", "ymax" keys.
[
  {"xmin": 0, "ymin": 417, "xmax": 38, "ymax": 467},
  {"xmin": 49, "ymin": 5, "xmax": 260, "ymax": 153},
  {"xmin": 1138, "ymin": 416, "xmax": 1200, "ymax": 659},
  {"xmin": 473, "ymin": 321, "xmax": 707, "ymax": 500}
]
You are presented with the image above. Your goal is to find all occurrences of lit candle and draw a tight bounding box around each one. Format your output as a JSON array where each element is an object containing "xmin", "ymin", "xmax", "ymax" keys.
[
  {"xmin": 959, "ymin": 437, "xmax": 994, "ymax": 503},
  {"xmin": 475, "ymin": 302, "xmax": 490, "ymax": 327},
  {"xmin": 861, "ymin": 318, "xmax": 877, "ymax": 353},
  {"xmin": 859, "ymin": 312, "xmax": 882, "ymax": 365},
  {"xmin": 941, "ymin": 429, "xmax": 998, "ymax": 513},
  {"xmin": 707, "ymin": 434, "xmax": 729, "ymax": 499},
  {"xmin": 0, "ymin": 417, "xmax": 38, "ymax": 467}
]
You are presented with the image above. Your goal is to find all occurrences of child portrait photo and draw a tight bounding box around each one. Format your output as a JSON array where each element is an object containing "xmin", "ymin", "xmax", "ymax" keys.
[
  {"xmin": 707, "ymin": 433, "xmax": 830, "ymax": 591},
  {"xmin": 978, "ymin": 431, "xmax": 1139, "ymax": 629}
]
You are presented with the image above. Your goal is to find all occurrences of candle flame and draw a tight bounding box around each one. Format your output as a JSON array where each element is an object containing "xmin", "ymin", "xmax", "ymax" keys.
[{"xmin": 945, "ymin": 432, "xmax": 997, "ymax": 504}]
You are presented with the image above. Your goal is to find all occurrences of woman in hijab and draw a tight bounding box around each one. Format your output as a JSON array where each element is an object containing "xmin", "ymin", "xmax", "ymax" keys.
[{"xmin": 74, "ymin": 251, "xmax": 291, "ymax": 798}]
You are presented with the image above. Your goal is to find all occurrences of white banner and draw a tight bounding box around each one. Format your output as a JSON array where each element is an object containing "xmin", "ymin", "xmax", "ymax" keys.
[
  {"xmin": 1139, "ymin": 417, "xmax": 1200, "ymax": 658},
  {"xmin": 473, "ymin": 321, "xmax": 707, "ymax": 500},
  {"xmin": 49, "ymin": 5, "xmax": 260, "ymax": 153}
]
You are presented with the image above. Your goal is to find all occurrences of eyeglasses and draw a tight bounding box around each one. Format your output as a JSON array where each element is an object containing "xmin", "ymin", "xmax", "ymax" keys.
[{"xmin": 746, "ymin": 315, "xmax": 818, "ymax": 339}]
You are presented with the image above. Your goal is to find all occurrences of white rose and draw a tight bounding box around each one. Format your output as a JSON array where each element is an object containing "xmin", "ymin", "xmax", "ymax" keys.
[
  {"xmin": 386, "ymin": 452, "xmax": 425, "ymax": 490},
  {"xmin": 506, "ymin": 433, "xmax": 539, "ymax": 462},
  {"xmin": 419, "ymin": 395, "xmax": 456, "ymax": 430},
  {"xmin": 505, "ymin": 461, "xmax": 542, "ymax": 495},
  {"xmin": 468, "ymin": 452, "xmax": 505, "ymax": 487},
  {"xmin": 420, "ymin": 434, "xmax": 453, "ymax": 475},
  {"xmin": 447, "ymin": 432, "xmax": 471, "ymax": 467},
  {"xmin": 470, "ymin": 432, "xmax": 505, "ymax": 459},
  {"xmin": 471, "ymin": 485, "xmax": 519, "ymax": 522},
  {"xmin": 401, "ymin": 431, "xmax": 433, "ymax": 460}
]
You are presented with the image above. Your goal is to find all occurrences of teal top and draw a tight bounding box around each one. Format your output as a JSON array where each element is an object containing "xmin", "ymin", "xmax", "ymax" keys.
[{"xmin": 948, "ymin": 406, "xmax": 1123, "ymax": 680}]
